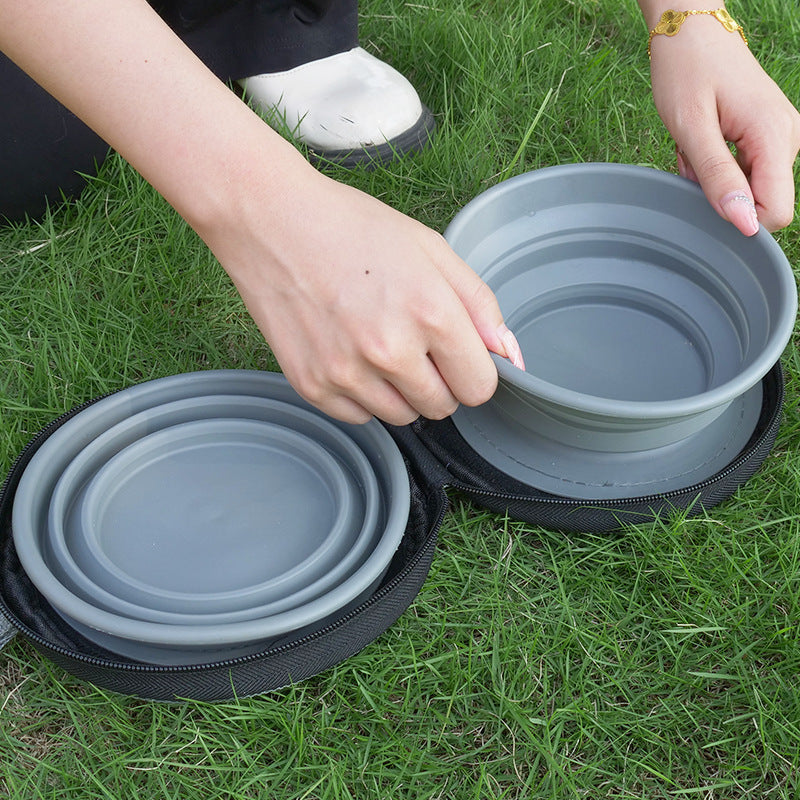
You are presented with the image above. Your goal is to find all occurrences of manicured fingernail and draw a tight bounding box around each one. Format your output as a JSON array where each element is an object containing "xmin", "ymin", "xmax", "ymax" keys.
[
  {"xmin": 720, "ymin": 190, "xmax": 759, "ymax": 236},
  {"xmin": 498, "ymin": 324, "xmax": 526, "ymax": 371}
]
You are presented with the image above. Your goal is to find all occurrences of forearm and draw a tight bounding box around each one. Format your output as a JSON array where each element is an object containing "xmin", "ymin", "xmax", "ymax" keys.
[{"xmin": 0, "ymin": 0, "xmax": 309, "ymax": 232}]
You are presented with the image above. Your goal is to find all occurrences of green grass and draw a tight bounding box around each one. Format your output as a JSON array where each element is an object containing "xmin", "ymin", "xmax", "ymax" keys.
[{"xmin": 1, "ymin": 0, "xmax": 799, "ymax": 797}]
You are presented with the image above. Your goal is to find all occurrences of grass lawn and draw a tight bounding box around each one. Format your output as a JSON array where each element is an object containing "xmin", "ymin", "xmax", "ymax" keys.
[{"xmin": 1, "ymin": 0, "xmax": 799, "ymax": 797}]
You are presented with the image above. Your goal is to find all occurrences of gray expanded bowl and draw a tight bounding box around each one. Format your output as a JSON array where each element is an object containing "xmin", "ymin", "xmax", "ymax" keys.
[{"xmin": 445, "ymin": 164, "xmax": 796, "ymax": 468}]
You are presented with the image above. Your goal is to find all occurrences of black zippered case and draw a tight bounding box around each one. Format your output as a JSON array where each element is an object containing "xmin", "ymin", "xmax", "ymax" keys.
[{"xmin": 0, "ymin": 361, "xmax": 784, "ymax": 702}]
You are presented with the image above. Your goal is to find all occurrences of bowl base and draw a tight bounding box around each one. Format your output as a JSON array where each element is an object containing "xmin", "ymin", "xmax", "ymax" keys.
[{"xmin": 452, "ymin": 379, "xmax": 762, "ymax": 500}]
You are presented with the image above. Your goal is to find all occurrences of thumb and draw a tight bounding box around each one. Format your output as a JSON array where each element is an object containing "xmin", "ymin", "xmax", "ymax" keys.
[
  {"xmin": 680, "ymin": 130, "xmax": 760, "ymax": 237},
  {"xmin": 457, "ymin": 272, "xmax": 527, "ymax": 371}
]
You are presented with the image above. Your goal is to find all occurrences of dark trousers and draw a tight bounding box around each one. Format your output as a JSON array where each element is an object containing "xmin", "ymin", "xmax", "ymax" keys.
[{"xmin": 0, "ymin": 0, "xmax": 358, "ymax": 221}]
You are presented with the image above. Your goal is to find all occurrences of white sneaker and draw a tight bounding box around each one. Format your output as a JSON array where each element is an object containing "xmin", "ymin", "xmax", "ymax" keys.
[{"xmin": 239, "ymin": 46, "xmax": 435, "ymax": 167}]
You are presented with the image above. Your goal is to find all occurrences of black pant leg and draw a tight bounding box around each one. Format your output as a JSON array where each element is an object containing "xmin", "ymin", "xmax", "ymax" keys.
[
  {"xmin": 0, "ymin": 0, "xmax": 359, "ymax": 222},
  {"xmin": 166, "ymin": 0, "xmax": 359, "ymax": 79},
  {"xmin": 0, "ymin": 52, "xmax": 110, "ymax": 222}
]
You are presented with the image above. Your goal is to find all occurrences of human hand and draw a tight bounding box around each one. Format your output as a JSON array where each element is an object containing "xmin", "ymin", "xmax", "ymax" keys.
[
  {"xmin": 202, "ymin": 163, "xmax": 524, "ymax": 425},
  {"xmin": 0, "ymin": 0, "xmax": 524, "ymax": 425},
  {"xmin": 648, "ymin": 16, "xmax": 800, "ymax": 234}
]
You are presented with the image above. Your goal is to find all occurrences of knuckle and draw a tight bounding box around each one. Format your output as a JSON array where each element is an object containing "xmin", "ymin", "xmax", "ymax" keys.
[
  {"xmin": 362, "ymin": 335, "xmax": 408, "ymax": 375},
  {"xmin": 777, "ymin": 208, "xmax": 795, "ymax": 229},
  {"xmin": 293, "ymin": 375, "xmax": 327, "ymax": 409},
  {"xmin": 413, "ymin": 381, "xmax": 459, "ymax": 420},
  {"xmin": 694, "ymin": 153, "xmax": 735, "ymax": 182},
  {"xmin": 328, "ymin": 360, "xmax": 365, "ymax": 395},
  {"xmin": 422, "ymin": 312, "xmax": 454, "ymax": 343},
  {"xmin": 384, "ymin": 408, "xmax": 420, "ymax": 426},
  {"xmin": 764, "ymin": 207, "xmax": 794, "ymax": 232},
  {"xmin": 424, "ymin": 228, "xmax": 449, "ymax": 252},
  {"xmin": 342, "ymin": 407, "xmax": 373, "ymax": 425},
  {"xmin": 423, "ymin": 396, "xmax": 460, "ymax": 421},
  {"xmin": 467, "ymin": 277, "xmax": 500, "ymax": 313},
  {"xmin": 291, "ymin": 364, "xmax": 342, "ymax": 408},
  {"xmin": 290, "ymin": 371, "xmax": 373, "ymax": 424},
  {"xmin": 673, "ymin": 98, "xmax": 707, "ymax": 131},
  {"xmin": 457, "ymin": 369, "xmax": 498, "ymax": 409}
]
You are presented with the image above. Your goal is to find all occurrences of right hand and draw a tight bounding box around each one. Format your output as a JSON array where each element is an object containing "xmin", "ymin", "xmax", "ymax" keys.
[
  {"xmin": 648, "ymin": 13, "xmax": 800, "ymax": 234},
  {"xmin": 200, "ymin": 166, "xmax": 524, "ymax": 425}
]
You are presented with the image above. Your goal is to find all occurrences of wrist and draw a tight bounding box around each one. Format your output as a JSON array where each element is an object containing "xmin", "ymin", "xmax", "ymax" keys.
[
  {"xmin": 169, "ymin": 99, "xmax": 313, "ymax": 242},
  {"xmin": 642, "ymin": 5, "xmax": 748, "ymax": 60},
  {"xmin": 637, "ymin": 1, "xmax": 727, "ymax": 31},
  {"xmin": 183, "ymin": 113, "xmax": 331, "ymax": 295}
]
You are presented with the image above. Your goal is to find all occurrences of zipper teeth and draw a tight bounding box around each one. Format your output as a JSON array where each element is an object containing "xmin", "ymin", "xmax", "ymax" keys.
[
  {"xmin": 11, "ymin": 507, "xmax": 444, "ymax": 674},
  {"xmin": 1, "ymin": 366, "xmax": 783, "ymax": 673}
]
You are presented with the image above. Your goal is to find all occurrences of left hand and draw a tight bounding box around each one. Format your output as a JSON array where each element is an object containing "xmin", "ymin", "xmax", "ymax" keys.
[{"xmin": 649, "ymin": 17, "xmax": 800, "ymax": 234}]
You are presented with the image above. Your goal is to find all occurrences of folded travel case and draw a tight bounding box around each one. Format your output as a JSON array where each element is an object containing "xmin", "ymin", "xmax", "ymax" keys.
[{"xmin": 0, "ymin": 361, "xmax": 784, "ymax": 701}]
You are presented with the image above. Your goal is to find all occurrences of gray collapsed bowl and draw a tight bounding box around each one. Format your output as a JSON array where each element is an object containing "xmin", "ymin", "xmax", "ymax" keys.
[
  {"xmin": 12, "ymin": 371, "xmax": 410, "ymax": 664},
  {"xmin": 73, "ymin": 420, "xmax": 356, "ymax": 612},
  {"xmin": 45, "ymin": 396, "xmax": 380, "ymax": 622},
  {"xmin": 445, "ymin": 164, "xmax": 797, "ymax": 454}
]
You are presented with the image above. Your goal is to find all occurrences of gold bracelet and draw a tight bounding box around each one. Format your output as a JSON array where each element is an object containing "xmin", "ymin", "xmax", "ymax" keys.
[{"xmin": 647, "ymin": 8, "xmax": 749, "ymax": 58}]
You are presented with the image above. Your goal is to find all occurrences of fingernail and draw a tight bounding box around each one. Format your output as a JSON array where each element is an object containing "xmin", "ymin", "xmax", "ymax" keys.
[
  {"xmin": 497, "ymin": 324, "xmax": 526, "ymax": 371},
  {"xmin": 720, "ymin": 190, "xmax": 760, "ymax": 236}
]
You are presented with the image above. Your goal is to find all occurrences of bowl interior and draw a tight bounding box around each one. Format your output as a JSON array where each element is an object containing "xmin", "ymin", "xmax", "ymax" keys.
[
  {"xmin": 45, "ymin": 394, "xmax": 382, "ymax": 619},
  {"xmin": 497, "ymin": 237, "xmax": 751, "ymax": 404},
  {"xmin": 446, "ymin": 164, "xmax": 797, "ymax": 418}
]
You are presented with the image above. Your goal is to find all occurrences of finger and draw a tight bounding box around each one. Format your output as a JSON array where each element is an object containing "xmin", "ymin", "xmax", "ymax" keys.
[
  {"xmin": 318, "ymin": 372, "xmax": 421, "ymax": 426},
  {"xmin": 401, "ymin": 270, "xmax": 501, "ymax": 408},
  {"xmin": 459, "ymin": 280, "xmax": 526, "ymax": 371},
  {"xmin": 381, "ymin": 355, "xmax": 461, "ymax": 421},
  {"xmin": 678, "ymin": 123, "xmax": 760, "ymax": 236},
  {"xmin": 739, "ymin": 146, "xmax": 798, "ymax": 231},
  {"xmin": 429, "ymin": 235, "xmax": 526, "ymax": 371},
  {"xmin": 277, "ymin": 355, "xmax": 394, "ymax": 425},
  {"xmin": 352, "ymin": 381, "xmax": 421, "ymax": 426},
  {"xmin": 676, "ymin": 146, "xmax": 698, "ymax": 183},
  {"xmin": 413, "ymin": 290, "xmax": 502, "ymax": 409},
  {"xmin": 305, "ymin": 392, "xmax": 374, "ymax": 425},
  {"xmin": 317, "ymin": 381, "xmax": 421, "ymax": 426},
  {"xmin": 427, "ymin": 332, "xmax": 498, "ymax": 409}
]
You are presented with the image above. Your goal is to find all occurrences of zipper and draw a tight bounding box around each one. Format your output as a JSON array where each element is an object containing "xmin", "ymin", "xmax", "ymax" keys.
[
  {"xmin": 0, "ymin": 360, "xmax": 783, "ymax": 671},
  {"xmin": 3, "ymin": 506, "xmax": 444, "ymax": 674}
]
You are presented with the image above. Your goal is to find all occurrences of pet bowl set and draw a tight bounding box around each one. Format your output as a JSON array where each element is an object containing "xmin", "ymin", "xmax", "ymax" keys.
[{"xmin": 0, "ymin": 164, "xmax": 795, "ymax": 701}]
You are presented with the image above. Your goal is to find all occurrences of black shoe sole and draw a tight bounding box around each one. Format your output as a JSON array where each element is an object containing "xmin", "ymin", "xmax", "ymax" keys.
[{"xmin": 307, "ymin": 105, "xmax": 437, "ymax": 169}]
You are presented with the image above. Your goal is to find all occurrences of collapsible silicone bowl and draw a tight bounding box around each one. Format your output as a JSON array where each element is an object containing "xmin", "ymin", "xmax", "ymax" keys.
[
  {"xmin": 55, "ymin": 419, "xmax": 353, "ymax": 608},
  {"xmin": 11, "ymin": 371, "xmax": 410, "ymax": 665},
  {"xmin": 44, "ymin": 395, "xmax": 380, "ymax": 621},
  {"xmin": 445, "ymin": 164, "xmax": 796, "ymax": 495}
]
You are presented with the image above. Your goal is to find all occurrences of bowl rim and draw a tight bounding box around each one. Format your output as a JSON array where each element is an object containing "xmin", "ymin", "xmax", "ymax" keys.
[{"xmin": 41, "ymin": 394, "xmax": 383, "ymax": 625}]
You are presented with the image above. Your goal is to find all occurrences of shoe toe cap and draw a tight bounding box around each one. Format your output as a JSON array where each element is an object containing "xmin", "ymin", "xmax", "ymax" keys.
[{"xmin": 241, "ymin": 47, "xmax": 426, "ymax": 150}]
